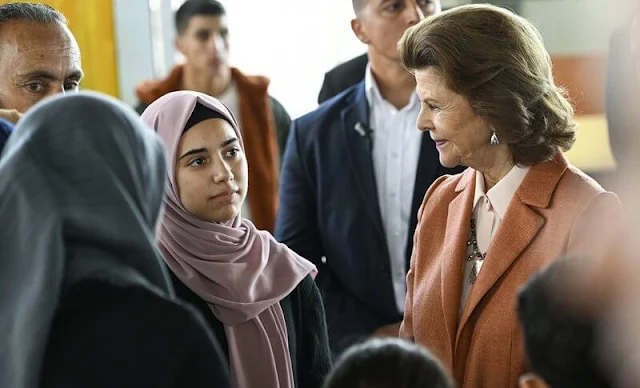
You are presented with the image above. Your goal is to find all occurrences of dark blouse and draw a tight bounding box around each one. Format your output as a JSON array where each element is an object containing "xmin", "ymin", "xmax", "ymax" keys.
[{"xmin": 169, "ymin": 272, "xmax": 332, "ymax": 388}]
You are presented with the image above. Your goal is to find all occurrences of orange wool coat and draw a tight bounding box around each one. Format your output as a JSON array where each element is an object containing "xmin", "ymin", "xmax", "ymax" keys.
[{"xmin": 400, "ymin": 153, "xmax": 622, "ymax": 388}]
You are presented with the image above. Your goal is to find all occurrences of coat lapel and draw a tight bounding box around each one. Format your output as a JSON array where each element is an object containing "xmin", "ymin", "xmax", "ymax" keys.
[
  {"xmin": 340, "ymin": 83, "xmax": 386, "ymax": 240},
  {"xmin": 456, "ymin": 153, "xmax": 569, "ymax": 339},
  {"xmin": 440, "ymin": 169, "xmax": 476, "ymax": 356},
  {"xmin": 457, "ymin": 197, "xmax": 544, "ymax": 342}
]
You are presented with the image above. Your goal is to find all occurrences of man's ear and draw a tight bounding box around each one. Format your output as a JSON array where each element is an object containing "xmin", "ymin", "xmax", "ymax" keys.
[
  {"xmin": 351, "ymin": 18, "xmax": 369, "ymax": 44},
  {"xmin": 175, "ymin": 36, "xmax": 185, "ymax": 55},
  {"xmin": 519, "ymin": 373, "xmax": 550, "ymax": 388}
]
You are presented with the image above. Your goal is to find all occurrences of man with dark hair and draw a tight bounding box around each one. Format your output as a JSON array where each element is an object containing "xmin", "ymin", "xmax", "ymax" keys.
[
  {"xmin": 323, "ymin": 338, "xmax": 454, "ymax": 388},
  {"xmin": 517, "ymin": 259, "xmax": 612, "ymax": 388},
  {"xmin": 317, "ymin": 0, "xmax": 441, "ymax": 104},
  {"xmin": 135, "ymin": 0, "xmax": 288, "ymax": 232},
  {"xmin": 0, "ymin": 2, "xmax": 83, "ymax": 123},
  {"xmin": 276, "ymin": 0, "xmax": 461, "ymax": 358}
]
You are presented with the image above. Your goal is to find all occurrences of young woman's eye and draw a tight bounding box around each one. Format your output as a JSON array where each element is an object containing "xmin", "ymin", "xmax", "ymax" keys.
[
  {"xmin": 226, "ymin": 148, "xmax": 241, "ymax": 158},
  {"xmin": 188, "ymin": 157, "xmax": 206, "ymax": 167}
]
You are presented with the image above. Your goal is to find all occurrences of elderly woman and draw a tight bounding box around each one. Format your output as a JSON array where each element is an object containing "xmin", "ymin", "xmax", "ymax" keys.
[{"xmin": 397, "ymin": 4, "xmax": 622, "ymax": 388}]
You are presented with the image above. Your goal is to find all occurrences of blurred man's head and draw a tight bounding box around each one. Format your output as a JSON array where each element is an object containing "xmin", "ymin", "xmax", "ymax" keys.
[
  {"xmin": 517, "ymin": 259, "xmax": 612, "ymax": 388},
  {"xmin": 0, "ymin": 2, "xmax": 82, "ymax": 113},
  {"xmin": 175, "ymin": 0, "xmax": 229, "ymax": 78},
  {"xmin": 351, "ymin": 0, "xmax": 441, "ymax": 62},
  {"xmin": 322, "ymin": 338, "xmax": 454, "ymax": 388}
]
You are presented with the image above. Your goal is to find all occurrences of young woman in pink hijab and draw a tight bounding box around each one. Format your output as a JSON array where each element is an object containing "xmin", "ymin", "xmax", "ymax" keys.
[{"xmin": 141, "ymin": 91, "xmax": 331, "ymax": 388}]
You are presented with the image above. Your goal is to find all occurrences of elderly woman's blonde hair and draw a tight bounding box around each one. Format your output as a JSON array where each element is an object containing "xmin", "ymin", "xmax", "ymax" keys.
[{"xmin": 399, "ymin": 4, "xmax": 576, "ymax": 165}]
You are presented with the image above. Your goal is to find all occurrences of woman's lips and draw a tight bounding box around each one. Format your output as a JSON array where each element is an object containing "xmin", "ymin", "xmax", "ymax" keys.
[
  {"xmin": 210, "ymin": 190, "xmax": 238, "ymax": 201},
  {"xmin": 434, "ymin": 140, "xmax": 448, "ymax": 148}
]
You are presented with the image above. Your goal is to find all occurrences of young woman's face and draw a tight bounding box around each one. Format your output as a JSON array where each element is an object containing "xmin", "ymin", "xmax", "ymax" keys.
[{"xmin": 175, "ymin": 118, "xmax": 248, "ymax": 223}]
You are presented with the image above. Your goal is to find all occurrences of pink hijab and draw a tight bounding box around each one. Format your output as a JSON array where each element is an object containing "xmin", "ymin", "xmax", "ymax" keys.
[{"xmin": 141, "ymin": 91, "xmax": 316, "ymax": 388}]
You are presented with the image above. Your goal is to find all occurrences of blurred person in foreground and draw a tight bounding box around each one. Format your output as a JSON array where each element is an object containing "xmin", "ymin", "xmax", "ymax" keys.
[
  {"xmin": 606, "ymin": 4, "xmax": 640, "ymax": 174},
  {"xmin": 517, "ymin": 258, "xmax": 613, "ymax": 388},
  {"xmin": 322, "ymin": 338, "xmax": 454, "ymax": 388},
  {"xmin": 570, "ymin": 2, "xmax": 640, "ymax": 386},
  {"xmin": 0, "ymin": 92, "xmax": 230, "ymax": 388}
]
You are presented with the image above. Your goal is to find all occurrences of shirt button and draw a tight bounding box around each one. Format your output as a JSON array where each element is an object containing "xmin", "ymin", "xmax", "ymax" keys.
[
  {"xmin": 391, "ymin": 152, "xmax": 399, "ymax": 158},
  {"xmin": 321, "ymin": 256, "xmax": 327, "ymax": 264},
  {"xmin": 390, "ymin": 192, "xmax": 397, "ymax": 198}
]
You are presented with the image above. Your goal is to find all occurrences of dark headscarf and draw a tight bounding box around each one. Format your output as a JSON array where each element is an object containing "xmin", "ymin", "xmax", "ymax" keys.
[
  {"xmin": 184, "ymin": 102, "xmax": 231, "ymax": 132},
  {"xmin": 0, "ymin": 92, "xmax": 172, "ymax": 388}
]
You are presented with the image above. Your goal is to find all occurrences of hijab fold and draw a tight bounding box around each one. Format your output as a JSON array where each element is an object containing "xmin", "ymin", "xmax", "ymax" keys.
[{"xmin": 142, "ymin": 91, "xmax": 316, "ymax": 388}]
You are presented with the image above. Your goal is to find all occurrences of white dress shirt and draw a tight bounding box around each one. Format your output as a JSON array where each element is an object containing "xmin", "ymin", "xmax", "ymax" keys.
[
  {"xmin": 459, "ymin": 165, "xmax": 531, "ymax": 315},
  {"xmin": 217, "ymin": 80, "xmax": 240, "ymax": 128},
  {"xmin": 365, "ymin": 65, "xmax": 423, "ymax": 313}
]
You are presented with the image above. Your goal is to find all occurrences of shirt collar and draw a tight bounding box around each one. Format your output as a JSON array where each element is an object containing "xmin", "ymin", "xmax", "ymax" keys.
[
  {"xmin": 473, "ymin": 165, "xmax": 531, "ymax": 219},
  {"xmin": 364, "ymin": 63, "xmax": 381, "ymax": 106},
  {"xmin": 364, "ymin": 64, "xmax": 419, "ymax": 111}
]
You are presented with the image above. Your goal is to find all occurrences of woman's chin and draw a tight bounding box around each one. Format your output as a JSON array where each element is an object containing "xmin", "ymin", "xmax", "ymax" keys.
[
  {"xmin": 204, "ymin": 205, "xmax": 241, "ymax": 224},
  {"xmin": 438, "ymin": 155, "xmax": 459, "ymax": 169}
]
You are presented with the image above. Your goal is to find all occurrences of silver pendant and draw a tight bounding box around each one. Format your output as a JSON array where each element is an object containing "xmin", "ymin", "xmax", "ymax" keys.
[{"xmin": 469, "ymin": 260, "xmax": 483, "ymax": 284}]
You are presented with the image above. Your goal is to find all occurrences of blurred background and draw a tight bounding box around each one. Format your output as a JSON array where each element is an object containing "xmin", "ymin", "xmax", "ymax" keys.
[{"xmin": 1, "ymin": 0, "xmax": 635, "ymax": 178}]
